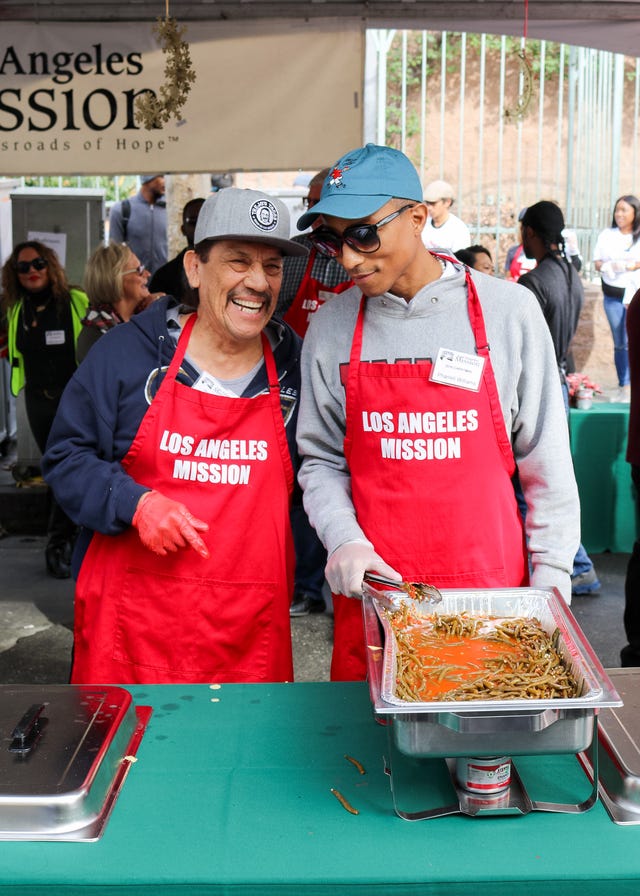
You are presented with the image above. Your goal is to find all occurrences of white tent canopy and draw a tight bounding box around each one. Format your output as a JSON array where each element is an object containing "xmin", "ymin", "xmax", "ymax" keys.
[
  {"xmin": 1, "ymin": 3, "xmax": 639, "ymax": 173},
  {"xmin": 2, "ymin": 2, "xmax": 640, "ymax": 55}
]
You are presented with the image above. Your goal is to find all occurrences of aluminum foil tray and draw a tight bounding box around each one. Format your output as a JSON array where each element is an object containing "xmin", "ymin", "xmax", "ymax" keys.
[{"xmin": 363, "ymin": 587, "xmax": 622, "ymax": 758}]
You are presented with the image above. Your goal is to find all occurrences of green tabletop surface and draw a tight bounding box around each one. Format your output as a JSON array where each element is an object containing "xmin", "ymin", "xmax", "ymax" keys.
[
  {"xmin": 0, "ymin": 681, "xmax": 638, "ymax": 895},
  {"xmin": 570, "ymin": 402, "xmax": 635, "ymax": 553}
]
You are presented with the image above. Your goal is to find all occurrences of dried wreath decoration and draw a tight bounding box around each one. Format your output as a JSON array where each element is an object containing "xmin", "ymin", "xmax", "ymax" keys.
[
  {"xmin": 504, "ymin": 0, "xmax": 533, "ymax": 123},
  {"xmin": 503, "ymin": 48, "xmax": 534, "ymax": 123},
  {"xmin": 135, "ymin": 16, "xmax": 196, "ymax": 129}
]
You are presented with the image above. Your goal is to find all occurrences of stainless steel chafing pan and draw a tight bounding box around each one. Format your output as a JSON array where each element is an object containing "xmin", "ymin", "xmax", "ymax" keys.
[
  {"xmin": 363, "ymin": 587, "xmax": 622, "ymax": 758},
  {"xmin": 0, "ymin": 685, "xmax": 151, "ymax": 841}
]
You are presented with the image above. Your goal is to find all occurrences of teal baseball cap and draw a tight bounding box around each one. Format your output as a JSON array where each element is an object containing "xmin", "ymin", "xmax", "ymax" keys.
[{"xmin": 297, "ymin": 143, "xmax": 424, "ymax": 230}]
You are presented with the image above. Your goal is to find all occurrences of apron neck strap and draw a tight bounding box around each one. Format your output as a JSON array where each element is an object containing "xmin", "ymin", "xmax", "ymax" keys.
[
  {"xmin": 261, "ymin": 330, "xmax": 279, "ymax": 390},
  {"xmin": 164, "ymin": 311, "xmax": 197, "ymax": 382},
  {"xmin": 432, "ymin": 253, "xmax": 490, "ymax": 357},
  {"xmin": 170, "ymin": 314, "xmax": 278, "ymax": 389}
]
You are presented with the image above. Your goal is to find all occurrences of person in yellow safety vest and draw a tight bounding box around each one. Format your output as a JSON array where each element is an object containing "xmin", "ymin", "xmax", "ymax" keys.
[{"xmin": 2, "ymin": 240, "xmax": 88, "ymax": 578}]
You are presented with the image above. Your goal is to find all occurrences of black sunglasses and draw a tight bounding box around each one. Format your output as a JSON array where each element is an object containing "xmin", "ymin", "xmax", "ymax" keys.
[
  {"xmin": 308, "ymin": 204, "xmax": 415, "ymax": 258},
  {"xmin": 16, "ymin": 257, "xmax": 48, "ymax": 274}
]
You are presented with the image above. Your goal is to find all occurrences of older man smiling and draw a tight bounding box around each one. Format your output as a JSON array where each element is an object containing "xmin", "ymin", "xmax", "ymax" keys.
[{"xmin": 43, "ymin": 189, "xmax": 307, "ymax": 685}]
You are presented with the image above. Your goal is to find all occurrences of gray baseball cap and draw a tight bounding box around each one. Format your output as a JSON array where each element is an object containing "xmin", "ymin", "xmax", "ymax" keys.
[{"xmin": 195, "ymin": 188, "xmax": 308, "ymax": 257}]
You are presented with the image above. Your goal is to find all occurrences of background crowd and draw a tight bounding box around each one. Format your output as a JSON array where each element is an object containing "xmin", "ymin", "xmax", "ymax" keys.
[{"xmin": 1, "ymin": 155, "xmax": 639, "ymax": 681}]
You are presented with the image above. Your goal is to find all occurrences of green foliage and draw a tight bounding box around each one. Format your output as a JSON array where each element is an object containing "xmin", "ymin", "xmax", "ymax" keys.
[
  {"xmin": 22, "ymin": 175, "xmax": 137, "ymax": 203},
  {"xmin": 452, "ymin": 33, "xmax": 565, "ymax": 78},
  {"xmin": 386, "ymin": 32, "xmax": 424, "ymax": 89},
  {"xmin": 386, "ymin": 30, "xmax": 565, "ymax": 88},
  {"xmin": 386, "ymin": 107, "xmax": 421, "ymax": 145},
  {"xmin": 384, "ymin": 33, "xmax": 427, "ymax": 142},
  {"xmin": 384, "ymin": 29, "xmax": 566, "ymax": 144}
]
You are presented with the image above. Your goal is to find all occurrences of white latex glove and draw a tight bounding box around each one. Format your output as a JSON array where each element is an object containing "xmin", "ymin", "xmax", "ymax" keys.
[
  {"xmin": 600, "ymin": 261, "xmax": 614, "ymax": 277},
  {"xmin": 611, "ymin": 259, "xmax": 628, "ymax": 273},
  {"xmin": 326, "ymin": 541, "xmax": 402, "ymax": 598}
]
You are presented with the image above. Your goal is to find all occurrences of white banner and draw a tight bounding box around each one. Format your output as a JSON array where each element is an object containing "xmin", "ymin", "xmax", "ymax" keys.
[{"xmin": 0, "ymin": 20, "xmax": 364, "ymax": 175}]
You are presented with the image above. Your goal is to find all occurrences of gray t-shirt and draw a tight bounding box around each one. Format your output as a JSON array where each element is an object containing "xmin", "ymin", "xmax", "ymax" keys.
[{"xmin": 166, "ymin": 305, "xmax": 268, "ymax": 396}]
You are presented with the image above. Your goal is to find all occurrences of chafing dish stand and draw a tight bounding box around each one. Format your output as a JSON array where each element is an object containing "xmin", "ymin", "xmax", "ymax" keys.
[
  {"xmin": 382, "ymin": 719, "xmax": 600, "ymax": 820},
  {"xmin": 363, "ymin": 586, "xmax": 622, "ymax": 822}
]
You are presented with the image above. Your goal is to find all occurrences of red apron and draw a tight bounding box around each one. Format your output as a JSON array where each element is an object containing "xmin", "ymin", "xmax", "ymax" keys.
[
  {"xmin": 73, "ymin": 313, "xmax": 295, "ymax": 684},
  {"xmin": 284, "ymin": 248, "xmax": 354, "ymax": 338},
  {"xmin": 332, "ymin": 263, "xmax": 528, "ymax": 680}
]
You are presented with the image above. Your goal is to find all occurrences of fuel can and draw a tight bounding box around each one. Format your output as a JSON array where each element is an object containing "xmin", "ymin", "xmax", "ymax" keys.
[{"xmin": 455, "ymin": 756, "xmax": 511, "ymax": 793}]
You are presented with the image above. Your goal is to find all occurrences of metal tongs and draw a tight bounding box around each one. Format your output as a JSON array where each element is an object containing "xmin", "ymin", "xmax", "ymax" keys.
[{"xmin": 362, "ymin": 572, "xmax": 443, "ymax": 611}]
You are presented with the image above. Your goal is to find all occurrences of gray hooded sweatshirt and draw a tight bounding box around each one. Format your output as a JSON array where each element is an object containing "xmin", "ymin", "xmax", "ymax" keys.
[{"xmin": 296, "ymin": 260, "xmax": 580, "ymax": 602}]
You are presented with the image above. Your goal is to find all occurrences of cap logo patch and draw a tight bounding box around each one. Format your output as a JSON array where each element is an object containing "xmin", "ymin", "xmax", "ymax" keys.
[
  {"xmin": 329, "ymin": 165, "xmax": 350, "ymax": 189},
  {"xmin": 250, "ymin": 199, "xmax": 279, "ymax": 232}
]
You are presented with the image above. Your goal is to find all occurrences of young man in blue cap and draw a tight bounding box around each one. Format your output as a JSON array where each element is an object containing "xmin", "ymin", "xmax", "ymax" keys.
[{"xmin": 295, "ymin": 144, "xmax": 581, "ymax": 680}]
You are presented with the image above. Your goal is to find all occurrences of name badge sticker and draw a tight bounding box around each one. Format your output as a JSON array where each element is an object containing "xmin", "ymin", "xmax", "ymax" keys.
[
  {"xmin": 45, "ymin": 330, "xmax": 65, "ymax": 346},
  {"xmin": 430, "ymin": 348, "xmax": 485, "ymax": 392},
  {"xmin": 192, "ymin": 371, "xmax": 237, "ymax": 397}
]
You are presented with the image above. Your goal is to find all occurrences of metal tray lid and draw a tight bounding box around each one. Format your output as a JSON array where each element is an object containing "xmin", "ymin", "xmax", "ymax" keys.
[
  {"xmin": 0, "ymin": 684, "xmax": 151, "ymax": 841},
  {"xmin": 598, "ymin": 669, "xmax": 640, "ymax": 775},
  {"xmin": 580, "ymin": 668, "xmax": 640, "ymax": 824},
  {"xmin": 364, "ymin": 586, "xmax": 623, "ymax": 715}
]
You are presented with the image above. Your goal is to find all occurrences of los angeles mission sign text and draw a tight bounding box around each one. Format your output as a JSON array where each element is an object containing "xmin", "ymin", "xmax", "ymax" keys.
[{"xmin": 0, "ymin": 41, "xmax": 164, "ymax": 153}]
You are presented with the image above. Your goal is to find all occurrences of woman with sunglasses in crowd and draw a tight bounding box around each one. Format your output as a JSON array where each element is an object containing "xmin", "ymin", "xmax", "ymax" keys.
[
  {"xmin": 78, "ymin": 242, "xmax": 152, "ymax": 363},
  {"xmin": 1, "ymin": 240, "xmax": 88, "ymax": 578}
]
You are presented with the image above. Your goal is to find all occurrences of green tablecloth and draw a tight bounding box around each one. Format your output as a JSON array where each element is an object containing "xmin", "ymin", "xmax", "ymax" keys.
[
  {"xmin": 570, "ymin": 402, "xmax": 636, "ymax": 553},
  {"xmin": 0, "ymin": 682, "xmax": 639, "ymax": 895}
]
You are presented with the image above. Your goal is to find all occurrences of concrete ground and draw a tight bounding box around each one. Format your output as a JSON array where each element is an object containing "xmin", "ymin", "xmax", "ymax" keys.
[
  {"xmin": 0, "ymin": 533, "xmax": 335, "ymax": 683},
  {"xmin": 0, "ymin": 437, "xmax": 632, "ymax": 682},
  {"xmin": 0, "ymin": 432, "xmax": 339, "ymax": 682},
  {"xmin": 0, "ymin": 282, "xmax": 633, "ymax": 683},
  {"xmin": 0, "ymin": 527, "xmax": 630, "ymax": 683}
]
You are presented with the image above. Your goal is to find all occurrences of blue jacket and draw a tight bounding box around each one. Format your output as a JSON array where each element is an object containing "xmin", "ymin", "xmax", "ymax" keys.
[{"xmin": 42, "ymin": 297, "xmax": 302, "ymax": 574}]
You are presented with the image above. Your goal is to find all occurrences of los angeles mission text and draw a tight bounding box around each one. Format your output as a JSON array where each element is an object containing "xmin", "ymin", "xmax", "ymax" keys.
[{"xmin": 0, "ymin": 43, "xmax": 162, "ymax": 142}]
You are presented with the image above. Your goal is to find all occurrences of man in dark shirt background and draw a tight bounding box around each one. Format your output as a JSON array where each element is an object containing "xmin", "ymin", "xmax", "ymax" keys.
[
  {"xmin": 149, "ymin": 198, "xmax": 204, "ymax": 306},
  {"xmin": 519, "ymin": 200, "xmax": 601, "ymax": 596}
]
